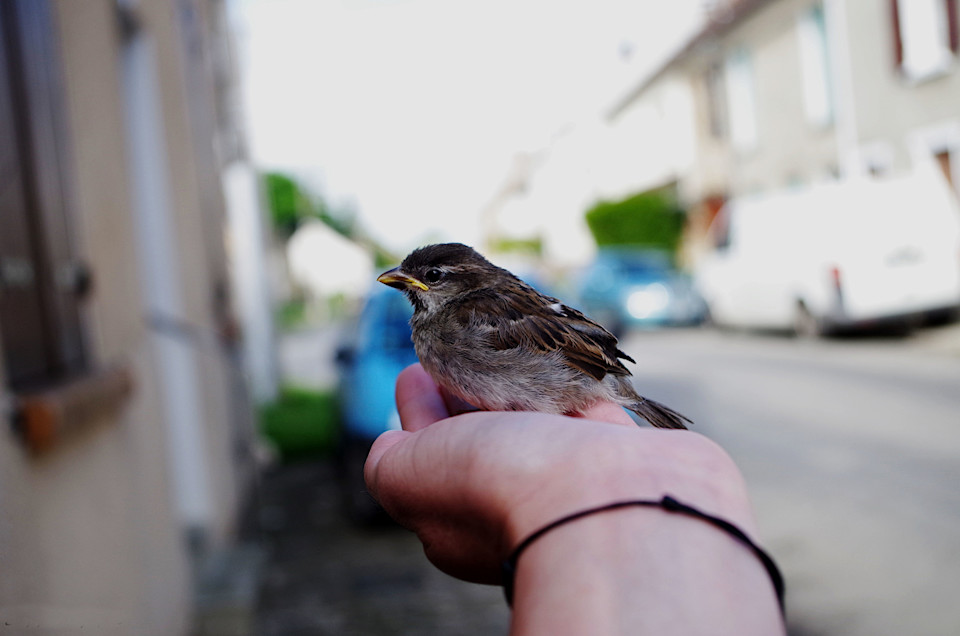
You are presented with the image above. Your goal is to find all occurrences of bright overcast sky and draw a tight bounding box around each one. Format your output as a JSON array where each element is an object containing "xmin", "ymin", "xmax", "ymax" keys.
[{"xmin": 234, "ymin": 0, "xmax": 703, "ymax": 252}]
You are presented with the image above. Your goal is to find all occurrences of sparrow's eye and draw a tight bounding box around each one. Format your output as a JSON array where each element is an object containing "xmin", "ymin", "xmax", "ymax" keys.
[{"xmin": 423, "ymin": 268, "xmax": 444, "ymax": 284}]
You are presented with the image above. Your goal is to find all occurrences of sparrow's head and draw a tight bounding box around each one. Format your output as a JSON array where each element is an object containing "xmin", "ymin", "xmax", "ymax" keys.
[{"xmin": 377, "ymin": 243, "xmax": 507, "ymax": 311}]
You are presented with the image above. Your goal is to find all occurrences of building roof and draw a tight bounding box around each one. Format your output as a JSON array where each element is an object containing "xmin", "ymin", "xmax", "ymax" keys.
[{"xmin": 606, "ymin": 0, "xmax": 775, "ymax": 120}]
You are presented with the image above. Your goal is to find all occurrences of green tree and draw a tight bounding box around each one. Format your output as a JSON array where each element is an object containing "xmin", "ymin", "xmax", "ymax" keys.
[
  {"xmin": 262, "ymin": 171, "xmax": 396, "ymax": 263},
  {"xmin": 263, "ymin": 172, "xmax": 357, "ymax": 237},
  {"xmin": 264, "ymin": 172, "xmax": 314, "ymax": 237}
]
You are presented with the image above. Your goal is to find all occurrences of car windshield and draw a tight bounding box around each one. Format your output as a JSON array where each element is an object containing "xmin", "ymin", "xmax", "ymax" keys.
[
  {"xmin": 619, "ymin": 261, "xmax": 669, "ymax": 275},
  {"xmin": 601, "ymin": 251, "xmax": 672, "ymax": 276}
]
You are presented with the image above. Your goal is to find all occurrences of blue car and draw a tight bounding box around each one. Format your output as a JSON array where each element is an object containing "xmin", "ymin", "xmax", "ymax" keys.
[
  {"xmin": 334, "ymin": 285, "xmax": 417, "ymax": 522},
  {"xmin": 575, "ymin": 249, "xmax": 707, "ymax": 335}
]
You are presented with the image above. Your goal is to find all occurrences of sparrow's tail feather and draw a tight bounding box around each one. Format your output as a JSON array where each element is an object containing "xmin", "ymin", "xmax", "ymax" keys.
[{"xmin": 628, "ymin": 397, "xmax": 692, "ymax": 430}]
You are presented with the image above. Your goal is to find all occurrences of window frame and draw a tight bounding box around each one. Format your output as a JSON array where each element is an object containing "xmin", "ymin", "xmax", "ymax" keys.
[
  {"xmin": 891, "ymin": 0, "xmax": 960, "ymax": 81},
  {"xmin": 724, "ymin": 47, "xmax": 759, "ymax": 153},
  {"xmin": 797, "ymin": 3, "xmax": 835, "ymax": 129}
]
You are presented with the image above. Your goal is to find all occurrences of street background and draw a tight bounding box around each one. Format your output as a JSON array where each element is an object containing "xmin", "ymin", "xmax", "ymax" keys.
[
  {"xmin": 3, "ymin": 1, "xmax": 960, "ymax": 634},
  {"xmin": 258, "ymin": 320, "xmax": 960, "ymax": 636}
]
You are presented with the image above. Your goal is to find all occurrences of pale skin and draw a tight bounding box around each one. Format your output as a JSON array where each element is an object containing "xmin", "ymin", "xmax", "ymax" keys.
[{"xmin": 364, "ymin": 364, "xmax": 786, "ymax": 636}]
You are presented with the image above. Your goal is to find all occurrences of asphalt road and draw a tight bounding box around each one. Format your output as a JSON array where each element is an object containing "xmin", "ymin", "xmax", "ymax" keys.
[
  {"xmin": 259, "ymin": 325, "xmax": 960, "ymax": 635},
  {"xmin": 620, "ymin": 328, "xmax": 960, "ymax": 636}
]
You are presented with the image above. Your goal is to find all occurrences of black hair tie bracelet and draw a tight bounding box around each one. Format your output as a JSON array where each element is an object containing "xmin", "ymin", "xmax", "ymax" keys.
[{"xmin": 501, "ymin": 495, "xmax": 785, "ymax": 615}]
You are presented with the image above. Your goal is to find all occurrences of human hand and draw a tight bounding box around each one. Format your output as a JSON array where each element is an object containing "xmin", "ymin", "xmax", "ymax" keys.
[{"xmin": 364, "ymin": 364, "xmax": 757, "ymax": 585}]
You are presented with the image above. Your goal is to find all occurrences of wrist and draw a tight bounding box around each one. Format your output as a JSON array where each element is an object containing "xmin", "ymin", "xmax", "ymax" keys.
[
  {"xmin": 504, "ymin": 495, "xmax": 784, "ymax": 612},
  {"xmin": 509, "ymin": 499, "xmax": 785, "ymax": 636},
  {"xmin": 502, "ymin": 428, "xmax": 758, "ymax": 555}
]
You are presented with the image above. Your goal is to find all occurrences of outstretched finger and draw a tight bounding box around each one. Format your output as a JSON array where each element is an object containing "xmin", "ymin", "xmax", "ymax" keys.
[{"xmin": 395, "ymin": 363, "xmax": 450, "ymax": 432}]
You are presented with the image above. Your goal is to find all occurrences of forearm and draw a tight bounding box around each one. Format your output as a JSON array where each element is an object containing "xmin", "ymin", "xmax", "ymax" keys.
[{"xmin": 509, "ymin": 504, "xmax": 785, "ymax": 635}]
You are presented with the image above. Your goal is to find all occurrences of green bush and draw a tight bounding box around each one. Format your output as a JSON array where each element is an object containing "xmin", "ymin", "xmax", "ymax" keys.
[
  {"xmin": 275, "ymin": 299, "xmax": 308, "ymax": 330},
  {"xmin": 489, "ymin": 236, "xmax": 543, "ymax": 256},
  {"xmin": 585, "ymin": 191, "xmax": 685, "ymax": 253},
  {"xmin": 258, "ymin": 386, "xmax": 340, "ymax": 461}
]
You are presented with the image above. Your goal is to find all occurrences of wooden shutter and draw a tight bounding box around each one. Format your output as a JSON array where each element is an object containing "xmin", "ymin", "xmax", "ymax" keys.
[
  {"xmin": 12, "ymin": 0, "xmax": 86, "ymax": 375},
  {"xmin": 947, "ymin": 0, "xmax": 959, "ymax": 54},
  {"xmin": 890, "ymin": 0, "xmax": 904, "ymax": 70},
  {"xmin": 0, "ymin": 4, "xmax": 52, "ymax": 386},
  {"xmin": 0, "ymin": 0, "xmax": 86, "ymax": 389}
]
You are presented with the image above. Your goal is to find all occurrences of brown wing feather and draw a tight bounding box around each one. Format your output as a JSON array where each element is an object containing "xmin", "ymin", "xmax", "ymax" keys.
[{"xmin": 455, "ymin": 282, "xmax": 632, "ymax": 381}]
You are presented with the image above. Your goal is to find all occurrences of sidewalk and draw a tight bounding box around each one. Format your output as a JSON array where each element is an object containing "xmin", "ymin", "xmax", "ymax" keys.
[{"xmin": 245, "ymin": 461, "xmax": 509, "ymax": 636}]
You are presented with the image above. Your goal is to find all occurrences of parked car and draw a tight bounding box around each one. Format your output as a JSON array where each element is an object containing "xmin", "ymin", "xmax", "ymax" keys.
[
  {"xmin": 334, "ymin": 285, "xmax": 417, "ymax": 522},
  {"xmin": 694, "ymin": 166, "xmax": 960, "ymax": 336},
  {"xmin": 575, "ymin": 248, "xmax": 707, "ymax": 334}
]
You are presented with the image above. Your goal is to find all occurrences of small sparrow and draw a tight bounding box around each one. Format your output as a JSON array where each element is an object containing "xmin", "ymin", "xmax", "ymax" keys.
[{"xmin": 377, "ymin": 243, "xmax": 690, "ymax": 429}]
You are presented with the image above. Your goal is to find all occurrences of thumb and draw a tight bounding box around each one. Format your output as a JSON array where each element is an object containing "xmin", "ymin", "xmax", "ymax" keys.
[
  {"xmin": 396, "ymin": 363, "xmax": 450, "ymax": 431},
  {"xmin": 363, "ymin": 429, "xmax": 409, "ymax": 501}
]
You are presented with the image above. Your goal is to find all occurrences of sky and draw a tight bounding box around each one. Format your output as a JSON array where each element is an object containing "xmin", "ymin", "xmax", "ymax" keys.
[{"xmin": 233, "ymin": 0, "xmax": 704, "ymax": 253}]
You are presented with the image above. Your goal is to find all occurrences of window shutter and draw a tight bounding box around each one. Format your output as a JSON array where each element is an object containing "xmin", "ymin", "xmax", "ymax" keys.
[
  {"xmin": 12, "ymin": 0, "xmax": 86, "ymax": 374},
  {"xmin": 891, "ymin": 0, "xmax": 904, "ymax": 70},
  {"xmin": 947, "ymin": 0, "xmax": 959, "ymax": 53},
  {"xmin": 0, "ymin": 0, "xmax": 86, "ymax": 389},
  {"xmin": 0, "ymin": 6, "xmax": 51, "ymax": 385}
]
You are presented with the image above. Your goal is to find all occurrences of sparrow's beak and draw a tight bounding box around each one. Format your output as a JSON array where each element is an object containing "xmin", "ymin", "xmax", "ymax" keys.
[{"xmin": 377, "ymin": 268, "xmax": 429, "ymax": 291}]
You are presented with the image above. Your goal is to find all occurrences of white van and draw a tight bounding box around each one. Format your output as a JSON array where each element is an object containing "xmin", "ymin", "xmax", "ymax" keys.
[{"xmin": 694, "ymin": 165, "xmax": 960, "ymax": 336}]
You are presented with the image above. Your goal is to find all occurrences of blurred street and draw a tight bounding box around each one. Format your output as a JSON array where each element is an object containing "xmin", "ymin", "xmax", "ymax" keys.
[
  {"xmin": 250, "ymin": 461, "xmax": 509, "ymax": 636},
  {"xmin": 256, "ymin": 323, "xmax": 960, "ymax": 636},
  {"xmin": 623, "ymin": 326, "xmax": 960, "ymax": 636},
  {"xmin": 5, "ymin": 2, "xmax": 960, "ymax": 634}
]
